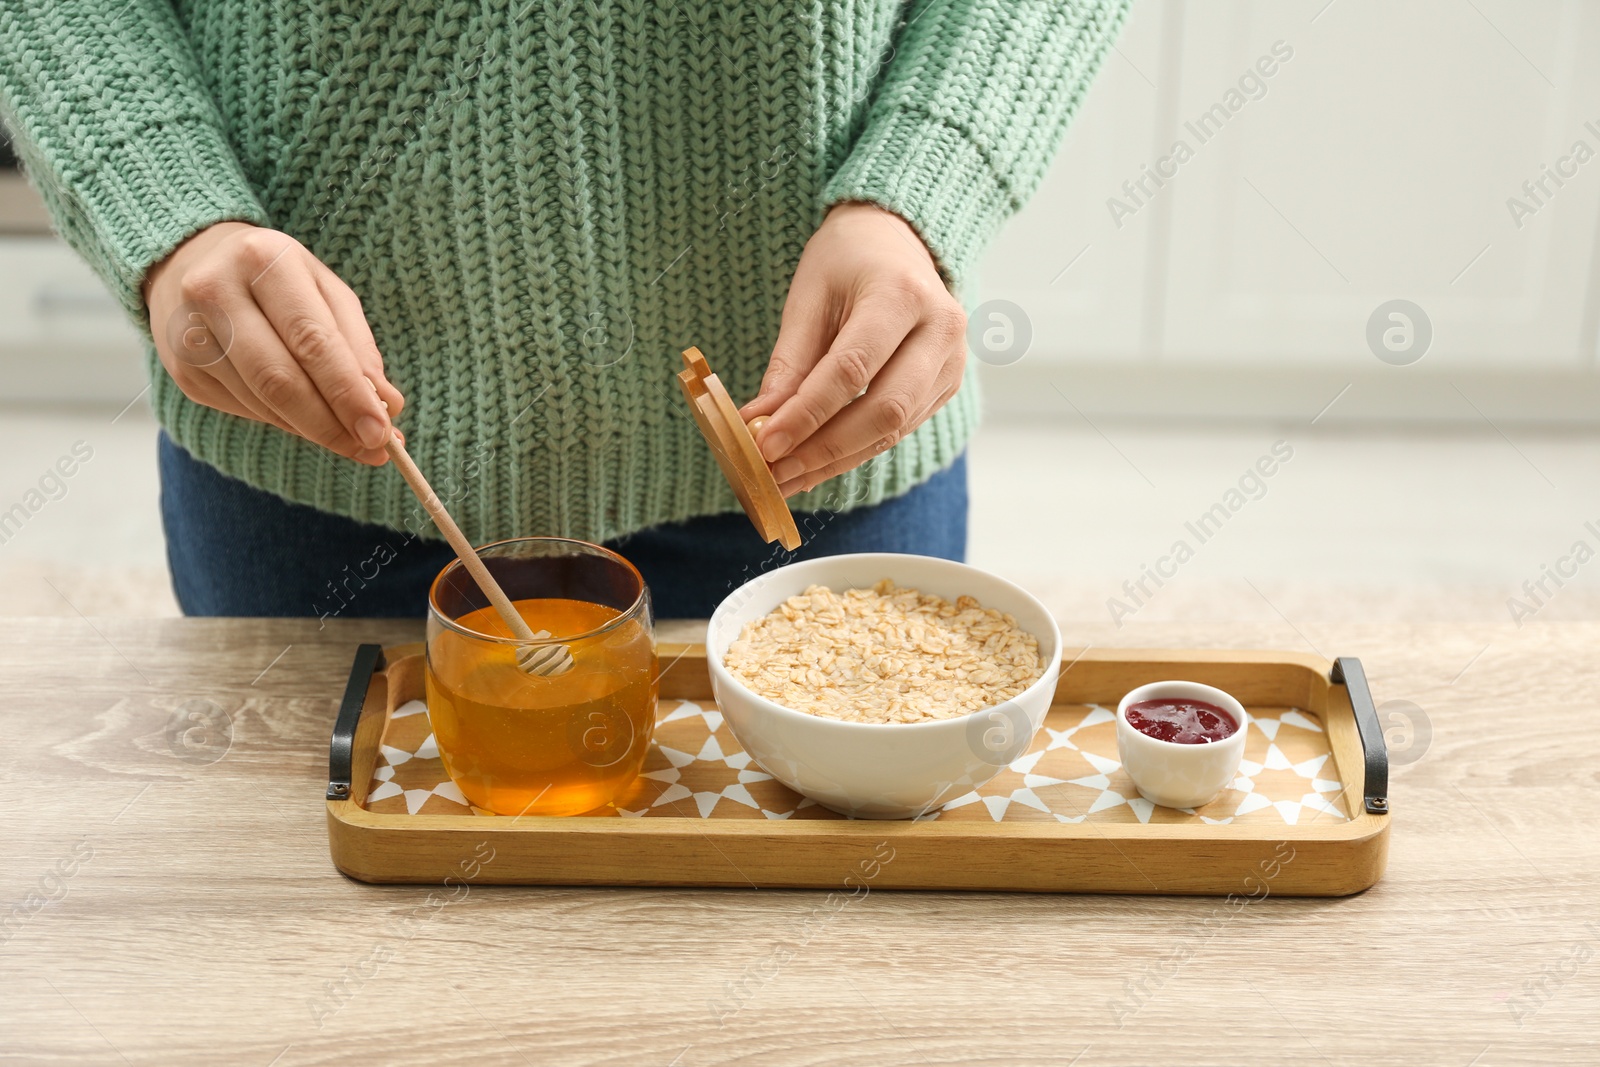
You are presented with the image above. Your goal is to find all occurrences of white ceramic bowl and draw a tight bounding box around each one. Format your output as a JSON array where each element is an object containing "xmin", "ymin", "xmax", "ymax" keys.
[
  {"xmin": 706, "ymin": 553, "xmax": 1062, "ymax": 820},
  {"xmin": 1115, "ymin": 680, "xmax": 1249, "ymax": 810}
]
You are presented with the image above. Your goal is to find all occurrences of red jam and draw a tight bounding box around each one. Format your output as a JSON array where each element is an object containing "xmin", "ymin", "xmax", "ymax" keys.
[{"xmin": 1125, "ymin": 698, "xmax": 1238, "ymax": 744}]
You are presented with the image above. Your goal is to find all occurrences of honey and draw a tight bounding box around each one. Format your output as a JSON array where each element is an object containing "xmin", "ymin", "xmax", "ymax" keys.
[{"xmin": 425, "ymin": 596, "xmax": 657, "ymax": 816}]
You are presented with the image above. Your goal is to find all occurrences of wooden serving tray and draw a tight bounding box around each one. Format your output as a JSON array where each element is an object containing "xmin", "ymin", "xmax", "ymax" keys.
[{"xmin": 326, "ymin": 644, "xmax": 1390, "ymax": 895}]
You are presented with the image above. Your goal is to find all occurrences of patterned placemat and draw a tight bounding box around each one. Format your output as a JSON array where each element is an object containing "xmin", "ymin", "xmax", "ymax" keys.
[{"xmin": 364, "ymin": 699, "xmax": 1348, "ymax": 825}]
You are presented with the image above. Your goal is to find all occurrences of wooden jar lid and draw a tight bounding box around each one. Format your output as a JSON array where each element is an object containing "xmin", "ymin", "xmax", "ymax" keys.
[{"xmin": 677, "ymin": 347, "xmax": 801, "ymax": 551}]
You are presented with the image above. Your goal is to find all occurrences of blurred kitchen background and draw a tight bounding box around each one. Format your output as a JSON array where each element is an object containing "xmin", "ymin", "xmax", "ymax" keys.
[{"xmin": 5, "ymin": 0, "xmax": 1600, "ymax": 634}]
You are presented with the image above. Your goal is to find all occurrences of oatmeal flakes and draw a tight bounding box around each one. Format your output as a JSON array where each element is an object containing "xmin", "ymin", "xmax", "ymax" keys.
[{"xmin": 723, "ymin": 580, "xmax": 1044, "ymax": 724}]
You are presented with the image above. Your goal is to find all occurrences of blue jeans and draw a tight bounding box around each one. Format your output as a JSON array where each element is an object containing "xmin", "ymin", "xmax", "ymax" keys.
[{"xmin": 158, "ymin": 433, "xmax": 967, "ymax": 619}]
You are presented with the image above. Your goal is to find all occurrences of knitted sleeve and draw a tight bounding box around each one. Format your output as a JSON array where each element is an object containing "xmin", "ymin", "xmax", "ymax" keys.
[
  {"xmin": 824, "ymin": 0, "xmax": 1131, "ymax": 286},
  {"xmin": 0, "ymin": 1, "xmax": 268, "ymax": 325}
]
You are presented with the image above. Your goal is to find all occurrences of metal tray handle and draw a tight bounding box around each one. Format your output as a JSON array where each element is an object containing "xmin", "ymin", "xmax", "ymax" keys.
[
  {"xmin": 327, "ymin": 643, "xmax": 386, "ymax": 801},
  {"xmin": 1330, "ymin": 656, "xmax": 1389, "ymax": 815}
]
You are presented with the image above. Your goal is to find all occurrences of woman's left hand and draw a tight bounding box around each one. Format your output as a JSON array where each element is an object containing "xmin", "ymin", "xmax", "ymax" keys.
[{"xmin": 738, "ymin": 202, "xmax": 968, "ymax": 497}]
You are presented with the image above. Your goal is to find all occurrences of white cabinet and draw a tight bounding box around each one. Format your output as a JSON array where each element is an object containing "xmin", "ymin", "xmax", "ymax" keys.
[
  {"xmin": 980, "ymin": 0, "xmax": 1600, "ymax": 373},
  {"xmin": 0, "ymin": 236, "xmax": 147, "ymax": 405}
]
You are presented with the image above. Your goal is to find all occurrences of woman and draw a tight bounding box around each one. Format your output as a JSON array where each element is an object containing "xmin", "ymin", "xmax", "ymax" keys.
[{"xmin": 2, "ymin": 1, "xmax": 1126, "ymax": 618}]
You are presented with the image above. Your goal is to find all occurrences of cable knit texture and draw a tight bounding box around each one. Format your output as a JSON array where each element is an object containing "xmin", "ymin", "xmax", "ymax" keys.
[{"xmin": 2, "ymin": 0, "xmax": 1128, "ymax": 544}]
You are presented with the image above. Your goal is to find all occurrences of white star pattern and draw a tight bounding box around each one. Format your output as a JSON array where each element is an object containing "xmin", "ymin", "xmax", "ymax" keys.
[
  {"xmin": 365, "ymin": 699, "xmax": 1347, "ymax": 825},
  {"xmin": 619, "ymin": 701, "xmax": 817, "ymax": 820}
]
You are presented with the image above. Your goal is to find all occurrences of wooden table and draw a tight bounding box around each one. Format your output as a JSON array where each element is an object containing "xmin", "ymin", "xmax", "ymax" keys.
[{"xmin": 2, "ymin": 617, "xmax": 1594, "ymax": 1065}]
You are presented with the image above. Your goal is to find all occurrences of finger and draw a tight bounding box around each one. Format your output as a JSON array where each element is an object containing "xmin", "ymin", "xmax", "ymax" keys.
[
  {"xmin": 184, "ymin": 321, "xmax": 297, "ymax": 432},
  {"xmin": 756, "ymin": 292, "xmax": 919, "ymax": 464},
  {"xmin": 169, "ymin": 365, "xmax": 282, "ymax": 427},
  {"xmin": 203, "ymin": 359, "xmax": 298, "ymax": 432},
  {"xmin": 768, "ymin": 317, "xmax": 964, "ymax": 488},
  {"xmin": 158, "ymin": 304, "xmax": 293, "ymax": 431},
  {"xmin": 777, "ymin": 437, "xmax": 887, "ymax": 497},
  {"xmin": 348, "ymin": 378, "xmax": 395, "ymax": 467},
  {"xmin": 777, "ymin": 365, "xmax": 962, "ymax": 498},
  {"xmin": 186, "ymin": 307, "xmax": 387, "ymax": 464},
  {"xmin": 246, "ymin": 243, "xmax": 392, "ymax": 451},
  {"xmin": 738, "ymin": 269, "xmax": 835, "ymax": 424},
  {"xmin": 223, "ymin": 294, "xmax": 372, "ymax": 460},
  {"xmin": 317, "ymin": 264, "xmax": 406, "ymax": 421}
]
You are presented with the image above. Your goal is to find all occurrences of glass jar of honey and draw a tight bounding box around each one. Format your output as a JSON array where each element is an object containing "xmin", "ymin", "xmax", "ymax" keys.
[{"xmin": 425, "ymin": 537, "xmax": 656, "ymax": 816}]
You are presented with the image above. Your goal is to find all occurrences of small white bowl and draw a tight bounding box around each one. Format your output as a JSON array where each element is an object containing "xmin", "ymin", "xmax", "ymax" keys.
[
  {"xmin": 706, "ymin": 553, "xmax": 1062, "ymax": 820},
  {"xmin": 1115, "ymin": 681, "xmax": 1249, "ymax": 810}
]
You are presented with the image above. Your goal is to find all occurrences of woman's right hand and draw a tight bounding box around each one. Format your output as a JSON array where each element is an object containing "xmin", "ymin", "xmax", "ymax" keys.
[{"xmin": 142, "ymin": 221, "xmax": 405, "ymax": 466}]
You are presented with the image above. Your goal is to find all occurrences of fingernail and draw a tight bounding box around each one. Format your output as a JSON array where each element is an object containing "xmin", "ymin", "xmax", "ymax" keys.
[
  {"xmin": 771, "ymin": 456, "xmax": 804, "ymax": 484},
  {"xmin": 355, "ymin": 415, "xmax": 389, "ymax": 449},
  {"xmin": 777, "ymin": 478, "xmax": 803, "ymax": 497},
  {"xmin": 760, "ymin": 430, "xmax": 792, "ymax": 462}
]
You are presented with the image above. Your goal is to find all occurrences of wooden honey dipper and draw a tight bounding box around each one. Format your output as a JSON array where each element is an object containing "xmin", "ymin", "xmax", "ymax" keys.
[{"xmin": 378, "ymin": 420, "xmax": 574, "ymax": 677}]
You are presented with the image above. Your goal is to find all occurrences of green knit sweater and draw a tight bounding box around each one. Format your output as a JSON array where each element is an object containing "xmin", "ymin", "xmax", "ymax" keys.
[{"xmin": 2, "ymin": 0, "xmax": 1126, "ymax": 545}]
